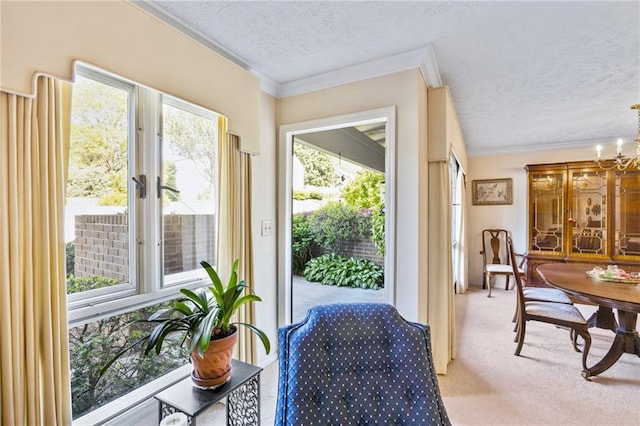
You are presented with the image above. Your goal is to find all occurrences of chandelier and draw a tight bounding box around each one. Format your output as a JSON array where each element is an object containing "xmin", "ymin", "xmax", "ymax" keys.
[{"xmin": 595, "ymin": 104, "xmax": 640, "ymax": 171}]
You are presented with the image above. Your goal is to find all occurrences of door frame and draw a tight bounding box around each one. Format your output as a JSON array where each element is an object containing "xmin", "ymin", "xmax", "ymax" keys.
[{"xmin": 277, "ymin": 107, "xmax": 397, "ymax": 326}]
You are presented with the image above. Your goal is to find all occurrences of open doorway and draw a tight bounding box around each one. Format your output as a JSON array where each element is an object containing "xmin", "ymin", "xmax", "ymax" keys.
[{"xmin": 278, "ymin": 108, "xmax": 396, "ymax": 325}]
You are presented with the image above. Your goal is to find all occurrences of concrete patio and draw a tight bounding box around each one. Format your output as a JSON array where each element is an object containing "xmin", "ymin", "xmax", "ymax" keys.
[{"xmin": 291, "ymin": 274, "xmax": 386, "ymax": 323}]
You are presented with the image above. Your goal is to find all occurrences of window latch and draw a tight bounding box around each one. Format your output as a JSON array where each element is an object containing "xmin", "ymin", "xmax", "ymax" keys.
[
  {"xmin": 157, "ymin": 176, "xmax": 180, "ymax": 198},
  {"xmin": 131, "ymin": 175, "xmax": 147, "ymax": 199}
]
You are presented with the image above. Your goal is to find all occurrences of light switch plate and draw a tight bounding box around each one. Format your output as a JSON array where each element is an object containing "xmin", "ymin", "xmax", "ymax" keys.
[{"xmin": 261, "ymin": 220, "xmax": 272, "ymax": 236}]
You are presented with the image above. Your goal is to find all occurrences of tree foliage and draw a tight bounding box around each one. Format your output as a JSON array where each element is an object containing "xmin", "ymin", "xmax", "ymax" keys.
[
  {"xmin": 293, "ymin": 143, "xmax": 337, "ymax": 187},
  {"xmin": 162, "ymin": 161, "xmax": 180, "ymax": 202},
  {"xmin": 67, "ymin": 76, "xmax": 128, "ymax": 201},
  {"xmin": 69, "ymin": 301, "xmax": 188, "ymax": 418},
  {"xmin": 67, "ymin": 77, "xmax": 214, "ymax": 205},
  {"xmin": 66, "ymin": 275, "xmax": 188, "ymax": 418},
  {"xmin": 163, "ymin": 104, "xmax": 217, "ymax": 190},
  {"xmin": 341, "ymin": 170, "xmax": 385, "ymax": 209}
]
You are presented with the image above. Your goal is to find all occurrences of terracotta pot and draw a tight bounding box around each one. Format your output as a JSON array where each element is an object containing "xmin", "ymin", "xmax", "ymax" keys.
[{"xmin": 190, "ymin": 329, "xmax": 238, "ymax": 389}]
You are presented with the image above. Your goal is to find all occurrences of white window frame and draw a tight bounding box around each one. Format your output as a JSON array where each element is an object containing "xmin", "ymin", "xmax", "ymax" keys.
[
  {"xmin": 68, "ymin": 64, "xmax": 220, "ymax": 423},
  {"xmin": 68, "ymin": 64, "xmax": 219, "ymax": 324},
  {"xmin": 66, "ymin": 67, "xmax": 138, "ymax": 312},
  {"xmin": 160, "ymin": 94, "xmax": 219, "ymax": 289}
]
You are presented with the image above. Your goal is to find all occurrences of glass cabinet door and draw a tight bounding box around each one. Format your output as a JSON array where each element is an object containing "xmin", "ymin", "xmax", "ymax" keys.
[
  {"xmin": 568, "ymin": 169, "xmax": 607, "ymax": 257},
  {"xmin": 530, "ymin": 172, "xmax": 564, "ymax": 253},
  {"xmin": 614, "ymin": 171, "xmax": 640, "ymax": 258}
]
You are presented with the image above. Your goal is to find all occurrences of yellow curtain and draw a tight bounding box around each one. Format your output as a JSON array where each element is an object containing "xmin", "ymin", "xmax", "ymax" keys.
[
  {"xmin": 0, "ymin": 77, "xmax": 72, "ymax": 425},
  {"xmin": 427, "ymin": 160, "xmax": 456, "ymax": 374},
  {"xmin": 215, "ymin": 116, "xmax": 256, "ymax": 364}
]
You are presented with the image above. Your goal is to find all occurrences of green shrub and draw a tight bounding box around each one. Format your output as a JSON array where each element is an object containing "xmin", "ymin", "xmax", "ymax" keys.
[
  {"xmin": 308, "ymin": 202, "xmax": 370, "ymax": 254},
  {"xmin": 293, "ymin": 190, "xmax": 323, "ymax": 201},
  {"xmin": 66, "ymin": 275, "xmax": 119, "ymax": 295},
  {"xmin": 66, "ymin": 241, "xmax": 75, "ymax": 277},
  {"xmin": 293, "ymin": 191, "xmax": 308, "ymax": 201},
  {"xmin": 292, "ymin": 213, "xmax": 314, "ymax": 274},
  {"xmin": 303, "ymin": 253, "xmax": 383, "ymax": 289},
  {"xmin": 99, "ymin": 192, "xmax": 127, "ymax": 206},
  {"xmin": 371, "ymin": 204, "xmax": 385, "ymax": 256}
]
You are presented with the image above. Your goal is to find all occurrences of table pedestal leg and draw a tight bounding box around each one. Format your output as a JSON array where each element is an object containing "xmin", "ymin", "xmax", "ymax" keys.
[
  {"xmin": 582, "ymin": 310, "xmax": 640, "ymax": 378},
  {"xmin": 586, "ymin": 306, "xmax": 617, "ymax": 331}
]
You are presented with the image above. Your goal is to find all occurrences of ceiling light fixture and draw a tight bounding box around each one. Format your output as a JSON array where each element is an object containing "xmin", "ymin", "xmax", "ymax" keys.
[{"xmin": 596, "ymin": 104, "xmax": 640, "ymax": 171}]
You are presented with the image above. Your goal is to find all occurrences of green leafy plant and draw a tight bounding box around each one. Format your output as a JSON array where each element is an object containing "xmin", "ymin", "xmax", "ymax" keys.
[
  {"xmin": 371, "ymin": 204, "xmax": 385, "ymax": 256},
  {"xmin": 302, "ymin": 253, "xmax": 343, "ymax": 285},
  {"xmin": 308, "ymin": 202, "xmax": 370, "ymax": 254},
  {"xmin": 292, "ymin": 213, "xmax": 314, "ymax": 274},
  {"xmin": 303, "ymin": 253, "xmax": 384, "ymax": 289},
  {"xmin": 120, "ymin": 260, "xmax": 270, "ymax": 358}
]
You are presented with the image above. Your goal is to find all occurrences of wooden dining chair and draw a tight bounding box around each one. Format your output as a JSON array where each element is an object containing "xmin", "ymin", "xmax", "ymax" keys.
[
  {"xmin": 509, "ymin": 240, "xmax": 573, "ymax": 329},
  {"xmin": 480, "ymin": 229, "xmax": 525, "ymax": 297},
  {"xmin": 508, "ymin": 238, "xmax": 592, "ymax": 372}
]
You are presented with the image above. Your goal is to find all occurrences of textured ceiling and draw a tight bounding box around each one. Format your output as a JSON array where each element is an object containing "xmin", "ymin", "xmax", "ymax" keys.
[{"xmin": 141, "ymin": 1, "xmax": 640, "ymax": 156}]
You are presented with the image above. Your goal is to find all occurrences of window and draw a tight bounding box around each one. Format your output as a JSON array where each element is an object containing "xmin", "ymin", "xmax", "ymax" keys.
[{"xmin": 66, "ymin": 65, "xmax": 219, "ymax": 420}]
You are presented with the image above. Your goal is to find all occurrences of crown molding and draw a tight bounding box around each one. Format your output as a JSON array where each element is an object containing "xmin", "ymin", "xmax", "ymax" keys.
[
  {"xmin": 135, "ymin": 1, "xmax": 443, "ymax": 98},
  {"xmin": 133, "ymin": 1, "xmax": 252, "ymax": 70},
  {"xmin": 467, "ymin": 136, "xmax": 636, "ymax": 157},
  {"xmin": 254, "ymin": 72, "xmax": 279, "ymax": 97},
  {"xmin": 419, "ymin": 44, "xmax": 443, "ymax": 88},
  {"xmin": 277, "ymin": 46, "xmax": 440, "ymax": 98}
]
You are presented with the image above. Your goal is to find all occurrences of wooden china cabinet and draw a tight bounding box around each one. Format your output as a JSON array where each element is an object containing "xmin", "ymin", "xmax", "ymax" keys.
[{"xmin": 525, "ymin": 160, "xmax": 640, "ymax": 286}]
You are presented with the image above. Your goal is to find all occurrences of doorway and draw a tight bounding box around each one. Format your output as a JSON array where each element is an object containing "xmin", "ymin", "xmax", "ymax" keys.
[{"xmin": 278, "ymin": 107, "xmax": 396, "ymax": 325}]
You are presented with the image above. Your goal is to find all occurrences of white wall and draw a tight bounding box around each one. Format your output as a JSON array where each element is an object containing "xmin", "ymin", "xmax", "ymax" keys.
[
  {"xmin": 1, "ymin": 1, "xmax": 261, "ymax": 153},
  {"xmin": 466, "ymin": 145, "xmax": 622, "ymax": 288},
  {"xmin": 278, "ymin": 70, "xmax": 425, "ymax": 321},
  {"xmin": 252, "ymin": 92, "xmax": 278, "ymax": 364}
]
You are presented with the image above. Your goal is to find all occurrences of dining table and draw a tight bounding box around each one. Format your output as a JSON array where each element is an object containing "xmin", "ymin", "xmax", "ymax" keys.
[{"xmin": 536, "ymin": 262, "xmax": 640, "ymax": 378}]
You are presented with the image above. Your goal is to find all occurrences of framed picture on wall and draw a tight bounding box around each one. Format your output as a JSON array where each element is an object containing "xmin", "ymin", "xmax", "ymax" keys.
[{"xmin": 472, "ymin": 178, "xmax": 513, "ymax": 205}]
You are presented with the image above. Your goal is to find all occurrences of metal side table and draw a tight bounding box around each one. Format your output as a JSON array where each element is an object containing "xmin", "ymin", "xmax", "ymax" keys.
[{"xmin": 155, "ymin": 360, "xmax": 262, "ymax": 425}]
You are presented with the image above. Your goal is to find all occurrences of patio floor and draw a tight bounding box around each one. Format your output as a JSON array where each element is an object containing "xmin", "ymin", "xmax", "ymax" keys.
[{"xmin": 291, "ymin": 275, "xmax": 386, "ymax": 323}]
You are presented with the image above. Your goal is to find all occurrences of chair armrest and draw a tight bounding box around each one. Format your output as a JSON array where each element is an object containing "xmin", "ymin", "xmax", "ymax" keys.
[{"xmin": 514, "ymin": 252, "xmax": 527, "ymax": 268}]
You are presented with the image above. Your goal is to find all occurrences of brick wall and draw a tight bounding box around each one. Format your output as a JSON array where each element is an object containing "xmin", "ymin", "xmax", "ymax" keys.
[
  {"xmin": 163, "ymin": 214, "xmax": 215, "ymax": 274},
  {"xmin": 74, "ymin": 214, "xmax": 215, "ymax": 281},
  {"xmin": 74, "ymin": 214, "xmax": 129, "ymax": 282},
  {"xmin": 312, "ymin": 237, "xmax": 384, "ymax": 267}
]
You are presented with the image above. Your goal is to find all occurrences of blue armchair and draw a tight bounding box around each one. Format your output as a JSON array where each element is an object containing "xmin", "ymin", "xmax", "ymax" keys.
[{"xmin": 275, "ymin": 303, "xmax": 450, "ymax": 425}]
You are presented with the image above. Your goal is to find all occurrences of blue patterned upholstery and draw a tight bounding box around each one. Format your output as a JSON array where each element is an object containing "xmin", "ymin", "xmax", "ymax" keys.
[{"xmin": 275, "ymin": 303, "xmax": 450, "ymax": 425}]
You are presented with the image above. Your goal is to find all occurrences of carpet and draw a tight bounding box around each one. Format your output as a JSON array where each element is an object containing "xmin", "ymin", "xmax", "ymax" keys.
[{"xmin": 438, "ymin": 286, "xmax": 640, "ymax": 425}]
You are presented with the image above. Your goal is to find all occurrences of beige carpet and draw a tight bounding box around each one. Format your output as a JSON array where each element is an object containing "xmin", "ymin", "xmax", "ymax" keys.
[
  {"xmin": 204, "ymin": 286, "xmax": 640, "ymax": 424},
  {"xmin": 438, "ymin": 286, "xmax": 640, "ymax": 425}
]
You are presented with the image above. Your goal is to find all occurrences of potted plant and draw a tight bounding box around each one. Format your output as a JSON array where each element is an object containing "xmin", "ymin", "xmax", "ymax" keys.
[{"xmin": 130, "ymin": 259, "xmax": 270, "ymax": 389}]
